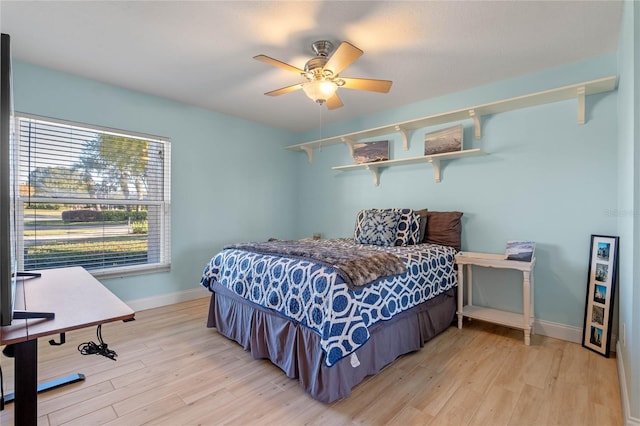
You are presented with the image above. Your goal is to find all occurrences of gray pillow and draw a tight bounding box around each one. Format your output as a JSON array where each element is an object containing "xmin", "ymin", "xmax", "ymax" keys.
[{"xmin": 423, "ymin": 211, "xmax": 463, "ymax": 251}]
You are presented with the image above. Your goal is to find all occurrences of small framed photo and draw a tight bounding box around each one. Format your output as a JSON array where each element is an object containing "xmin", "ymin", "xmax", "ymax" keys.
[
  {"xmin": 504, "ymin": 240, "xmax": 536, "ymax": 262},
  {"xmin": 424, "ymin": 124, "xmax": 463, "ymax": 156},
  {"xmin": 353, "ymin": 140, "xmax": 389, "ymax": 164},
  {"xmin": 582, "ymin": 234, "xmax": 619, "ymax": 357}
]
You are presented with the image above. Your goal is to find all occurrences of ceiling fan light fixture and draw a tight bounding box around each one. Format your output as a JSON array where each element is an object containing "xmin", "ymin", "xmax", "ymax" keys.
[
  {"xmin": 302, "ymin": 79, "xmax": 338, "ymax": 104},
  {"xmin": 255, "ymin": 40, "xmax": 391, "ymax": 109}
]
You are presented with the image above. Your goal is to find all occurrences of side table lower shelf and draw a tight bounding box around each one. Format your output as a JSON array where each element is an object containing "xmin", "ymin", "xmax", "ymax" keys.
[{"xmin": 459, "ymin": 305, "xmax": 532, "ymax": 332}]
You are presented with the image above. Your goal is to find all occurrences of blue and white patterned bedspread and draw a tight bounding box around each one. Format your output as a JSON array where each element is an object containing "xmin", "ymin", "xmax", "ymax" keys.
[{"xmin": 200, "ymin": 238, "xmax": 457, "ymax": 367}]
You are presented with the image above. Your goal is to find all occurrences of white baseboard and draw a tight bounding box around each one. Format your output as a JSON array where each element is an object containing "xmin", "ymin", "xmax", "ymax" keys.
[
  {"xmin": 533, "ymin": 319, "xmax": 618, "ymax": 352},
  {"xmin": 126, "ymin": 287, "xmax": 210, "ymax": 312},
  {"xmin": 534, "ymin": 318, "xmax": 582, "ymax": 343},
  {"xmin": 617, "ymin": 342, "xmax": 640, "ymax": 426}
]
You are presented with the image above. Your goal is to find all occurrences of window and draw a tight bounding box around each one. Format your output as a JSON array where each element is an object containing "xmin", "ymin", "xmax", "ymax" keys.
[{"xmin": 16, "ymin": 114, "xmax": 171, "ymax": 278}]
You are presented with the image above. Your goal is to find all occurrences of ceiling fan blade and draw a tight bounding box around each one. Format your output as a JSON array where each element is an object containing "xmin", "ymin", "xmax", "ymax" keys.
[
  {"xmin": 341, "ymin": 77, "xmax": 393, "ymax": 93},
  {"xmin": 254, "ymin": 54, "xmax": 305, "ymax": 74},
  {"xmin": 323, "ymin": 42, "xmax": 363, "ymax": 76},
  {"xmin": 325, "ymin": 93, "xmax": 343, "ymax": 110},
  {"xmin": 265, "ymin": 83, "xmax": 303, "ymax": 97}
]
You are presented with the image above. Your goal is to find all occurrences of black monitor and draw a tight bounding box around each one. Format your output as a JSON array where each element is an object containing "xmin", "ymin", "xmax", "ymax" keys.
[
  {"xmin": 0, "ymin": 34, "xmax": 50, "ymax": 327},
  {"xmin": 0, "ymin": 32, "xmax": 18, "ymax": 327}
]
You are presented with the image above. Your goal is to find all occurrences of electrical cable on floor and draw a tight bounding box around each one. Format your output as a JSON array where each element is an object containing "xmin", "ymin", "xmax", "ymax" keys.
[{"xmin": 77, "ymin": 324, "xmax": 117, "ymax": 361}]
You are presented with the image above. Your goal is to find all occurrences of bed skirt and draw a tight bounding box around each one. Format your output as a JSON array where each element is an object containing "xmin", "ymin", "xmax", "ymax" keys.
[{"xmin": 207, "ymin": 282, "xmax": 456, "ymax": 403}]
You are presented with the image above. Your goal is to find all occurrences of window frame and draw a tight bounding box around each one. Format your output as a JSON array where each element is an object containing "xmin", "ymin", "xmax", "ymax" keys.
[{"xmin": 15, "ymin": 113, "xmax": 171, "ymax": 278}]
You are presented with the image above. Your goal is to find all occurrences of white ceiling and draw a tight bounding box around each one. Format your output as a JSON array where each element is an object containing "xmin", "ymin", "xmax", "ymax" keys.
[{"xmin": 0, "ymin": 1, "xmax": 623, "ymax": 133}]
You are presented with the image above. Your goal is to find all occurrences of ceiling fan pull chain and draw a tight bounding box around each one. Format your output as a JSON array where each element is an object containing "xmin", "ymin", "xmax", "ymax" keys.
[{"xmin": 318, "ymin": 104, "xmax": 323, "ymax": 151}]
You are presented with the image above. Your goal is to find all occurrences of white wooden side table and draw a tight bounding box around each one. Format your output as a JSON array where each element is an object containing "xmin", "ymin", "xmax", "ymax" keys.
[{"xmin": 455, "ymin": 251, "xmax": 536, "ymax": 345}]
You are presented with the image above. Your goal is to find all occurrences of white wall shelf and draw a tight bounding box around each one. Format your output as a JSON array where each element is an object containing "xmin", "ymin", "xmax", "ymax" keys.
[
  {"xmin": 287, "ymin": 76, "xmax": 617, "ymax": 164},
  {"xmin": 331, "ymin": 148, "xmax": 486, "ymax": 186}
]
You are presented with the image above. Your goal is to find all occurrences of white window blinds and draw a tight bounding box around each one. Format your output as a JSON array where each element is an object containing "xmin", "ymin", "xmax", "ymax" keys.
[{"xmin": 16, "ymin": 114, "xmax": 171, "ymax": 278}]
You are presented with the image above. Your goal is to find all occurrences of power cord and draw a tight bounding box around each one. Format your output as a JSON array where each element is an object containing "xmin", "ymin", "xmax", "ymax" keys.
[{"xmin": 77, "ymin": 325, "xmax": 117, "ymax": 361}]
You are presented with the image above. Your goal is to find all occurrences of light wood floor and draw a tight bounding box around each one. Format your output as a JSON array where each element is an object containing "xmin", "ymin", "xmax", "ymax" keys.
[{"xmin": 1, "ymin": 297, "xmax": 623, "ymax": 425}]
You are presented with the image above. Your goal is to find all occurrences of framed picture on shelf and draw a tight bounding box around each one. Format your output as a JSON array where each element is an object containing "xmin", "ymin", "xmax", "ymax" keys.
[
  {"xmin": 424, "ymin": 124, "xmax": 463, "ymax": 156},
  {"xmin": 582, "ymin": 234, "xmax": 619, "ymax": 357},
  {"xmin": 353, "ymin": 140, "xmax": 389, "ymax": 164}
]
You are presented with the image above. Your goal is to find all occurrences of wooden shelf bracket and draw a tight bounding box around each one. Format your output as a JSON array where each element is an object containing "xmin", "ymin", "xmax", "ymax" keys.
[
  {"xmin": 301, "ymin": 146, "xmax": 314, "ymax": 165},
  {"xmin": 366, "ymin": 165, "xmax": 380, "ymax": 186},
  {"xmin": 394, "ymin": 125, "xmax": 410, "ymax": 151},
  {"xmin": 469, "ymin": 109, "xmax": 482, "ymax": 139},
  {"xmin": 577, "ymin": 86, "xmax": 586, "ymax": 125},
  {"xmin": 430, "ymin": 159, "xmax": 442, "ymax": 183},
  {"xmin": 342, "ymin": 137, "xmax": 356, "ymax": 158}
]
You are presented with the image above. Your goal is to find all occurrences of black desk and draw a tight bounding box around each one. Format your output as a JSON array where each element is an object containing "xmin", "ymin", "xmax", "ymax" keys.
[{"xmin": 0, "ymin": 267, "xmax": 134, "ymax": 425}]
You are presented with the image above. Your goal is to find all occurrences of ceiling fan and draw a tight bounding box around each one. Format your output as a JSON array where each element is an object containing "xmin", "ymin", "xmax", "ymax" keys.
[{"xmin": 254, "ymin": 40, "xmax": 392, "ymax": 110}]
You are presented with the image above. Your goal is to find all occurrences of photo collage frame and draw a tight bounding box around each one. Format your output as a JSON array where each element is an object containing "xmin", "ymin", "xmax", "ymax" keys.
[{"xmin": 582, "ymin": 234, "xmax": 619, "ymax": 357}]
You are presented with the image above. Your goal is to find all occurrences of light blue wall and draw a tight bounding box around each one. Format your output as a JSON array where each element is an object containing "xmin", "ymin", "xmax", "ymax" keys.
[
  {"xmin": 12, "ymin": 61, "xmax": 298, "ymax": 302},
  {"xmin": 293, "ymin": 55, "xmax": 619, "ymax": 329},
  {"xmin": 617, "ymin": 0, "xmax": 639, "ymax": 419}
]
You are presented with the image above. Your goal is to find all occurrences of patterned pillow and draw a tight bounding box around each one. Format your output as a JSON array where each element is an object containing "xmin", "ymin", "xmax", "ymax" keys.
[
  {"xmin": 354, "ymin": 209, "xmax": 400, "ymax": 246},
  {"xmin": 394, "ymin": 209, "xmax": 422, "ymax": 246},
  {"xmin": 355, "ymin": 208, "xmax": 421, "ymax": 246},
  {"xmin": 354, "ymin": 209, "xmax": 368, "ymax": 236}
]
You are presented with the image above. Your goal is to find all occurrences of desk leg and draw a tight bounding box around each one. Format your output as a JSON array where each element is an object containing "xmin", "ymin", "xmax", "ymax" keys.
[
  {"xmin": 523, "ymin": 271, "xmax": 531, "ymax": 346},
  {"xmin": 457, "ymin": 264, "xmax": 463, "ymax": 328},
  {"xmin": 14, "ymin": 339, "xmax": 37, "ymax": 426}
]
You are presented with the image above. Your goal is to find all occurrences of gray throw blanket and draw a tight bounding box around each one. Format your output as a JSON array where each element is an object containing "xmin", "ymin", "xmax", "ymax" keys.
[{"xmin": 224, "ymin": 239, "xmax": 407, "ymax": 289}]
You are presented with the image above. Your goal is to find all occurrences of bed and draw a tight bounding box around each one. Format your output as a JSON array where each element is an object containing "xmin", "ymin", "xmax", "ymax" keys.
[{"xmin": 200, "ymin": 209, "xmax": 463, "ymax": 403}]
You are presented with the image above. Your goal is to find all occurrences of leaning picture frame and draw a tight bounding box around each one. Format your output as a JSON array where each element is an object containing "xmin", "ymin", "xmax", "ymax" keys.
[{"xmin": 582, "ymin": 234, "xmax": 619, "ymax": 357}]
